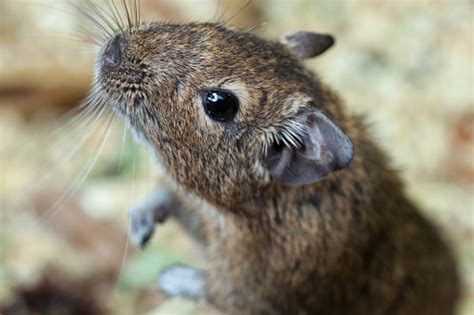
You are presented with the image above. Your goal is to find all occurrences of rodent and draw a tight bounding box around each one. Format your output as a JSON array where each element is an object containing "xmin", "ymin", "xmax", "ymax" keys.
[{"xmin": 89, "ymin": 11, "xmax": 460, "ymax": 315}]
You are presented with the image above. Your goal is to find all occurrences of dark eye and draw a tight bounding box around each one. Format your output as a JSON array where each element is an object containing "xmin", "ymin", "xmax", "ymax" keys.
[{"xmin": 201, "ymin": 89, "xmax": 239, "ymax": 122}]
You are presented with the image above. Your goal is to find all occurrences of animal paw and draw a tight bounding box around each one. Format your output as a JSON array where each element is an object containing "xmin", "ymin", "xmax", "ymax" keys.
[
  {"xmin": 158, "ymin": 264, "xmax": 206, "ymax": 300},
  {"xmin": 129, "ymin": 204, "xmax": 156, "ymax": 247},
  {"xmin": 129, "ymin": 189, "xmax": 173, "ymax": 247}
]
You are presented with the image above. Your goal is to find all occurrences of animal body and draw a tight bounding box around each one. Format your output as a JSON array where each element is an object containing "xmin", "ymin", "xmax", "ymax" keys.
[{"xmin": 88, "ymin": 4, "xmax": 460, "ymax": 314}]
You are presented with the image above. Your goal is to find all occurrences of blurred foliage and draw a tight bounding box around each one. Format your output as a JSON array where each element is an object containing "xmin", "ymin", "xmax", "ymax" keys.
[{"xmin": 0, "ymin": 0, "xmax": 472, "ymax": 314}]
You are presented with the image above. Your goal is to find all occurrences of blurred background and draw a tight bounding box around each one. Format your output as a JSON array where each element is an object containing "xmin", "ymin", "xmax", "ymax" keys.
[{"xmin": 0, "ymin": 0, "xmax": 472, "ymax": 314}]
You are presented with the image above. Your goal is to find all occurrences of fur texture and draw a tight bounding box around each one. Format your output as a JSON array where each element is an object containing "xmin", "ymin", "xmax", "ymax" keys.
[{"xmin": 92, "ymin": 20, "xmax": 459, "ymax": 315}]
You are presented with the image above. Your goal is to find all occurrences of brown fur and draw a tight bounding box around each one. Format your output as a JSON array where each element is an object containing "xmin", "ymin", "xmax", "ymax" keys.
[{"xmin": 92, "ymin": 21, "xmax": 459, "ymax": 315}]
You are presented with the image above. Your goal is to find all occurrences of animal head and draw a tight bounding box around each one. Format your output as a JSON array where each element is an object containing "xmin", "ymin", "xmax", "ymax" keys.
[{"xmin": 91, "ymin": 17, "xmax": 352, "ymax": 207}]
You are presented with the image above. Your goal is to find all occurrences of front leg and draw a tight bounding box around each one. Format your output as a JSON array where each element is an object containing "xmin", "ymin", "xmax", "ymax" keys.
[
  {"xmin": 129, "ymin": 187, "xmax": 209, "ymax": 247},
  {"xmin": 130, "ymin": 189, "xmax": 212, "ymax": 304},
  {"xmin": 129, "ymin": 188, "xmax": 176, "ymax": 247}
]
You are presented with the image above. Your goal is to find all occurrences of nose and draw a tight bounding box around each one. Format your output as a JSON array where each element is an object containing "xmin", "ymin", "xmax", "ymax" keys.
[{"xmin": 102, "ymin": 36, "xmax": 122, "ymax": 68}]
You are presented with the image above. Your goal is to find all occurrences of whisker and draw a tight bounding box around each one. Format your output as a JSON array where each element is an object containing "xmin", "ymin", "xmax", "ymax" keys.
[
  {"xmin": 132, "ymin": 0, "xmax": 140, "ymax": 27},
  {"xmin": 117, "ymin": 102, "xmax": 132, "ymax": 170},
  {"xmin": 106, "ymin": 0, "xmax": 126, "ymax": 33},
  {"xmin": 38, "ymin": 103, "xmax": 109, "ymax": 185},
  {"xmin": 56, "ymin": 102, "xmax": 106, "ymax": 143},
  {"xmin": 68, "ymin": 20, "xmax": 107, "ymax": 46},
  {"xmin": 40, "ymin": 113, "xmax": 116, "ymax": 224},
  {"xmin": 53, "ymin": 95, "xmax": 104, "ymax": 142},
  {"xmin": 117, "ymin": 119, "xmax": 129, "ymax": 171},
  {"xmin": 17, "ymin": 2, "xmax": 106, "ymax": 46},
  {"xmin": 115, "ymin": 128, "xmax": 138, "ymax": 290},
  {"xmin": 247, "ymin": 20, "xmax": 267, "ymax": 33},
  {"xmin": 52, "ymin": 109, "xmax": 104, "ymax": 157},
  {"xmin": 217, "ymin": 0, "xmax": 230, "ymax": 24},
  {"xmin": 73, "ymin": 2, "xmax": 115, "ymax": 39},
  {"xmin": 95, "ymin": 0, "xmax": 124, "ymax": 35},
  {"xmin": 137, "ymin": 0, "xmax": 141, "ymax": 26},
  {"xmin": 132, "ymin": 138, "xmax": 137, "ymax": 209},
  {"xmin": 54, "ymin": 105, "xmax": 94, "ymax": 134},
  {"xmin": 67, "ymin": 29, "xmax": 104, "ymax": 48},
  {"xmin": 145, "ymin": 146, "xmax": 151, "ymax": 195},
  {"xmin": 224, "ymin": 0, "xmax": 253, "ymax": 25},
  {"xmin": 89, "ymin": 0, "xmax": 120, "ymax": 34},
  {"xmin": 212, "ymin": 0, "xmax": 223, "ymax": 23},
  {"xmin": 115, "ymin": 218, "xmax": 131, "ymax": 291},
  {"xmin": 121, "ymin": 0, "xmax": 133, "ymax": 31},
  {"xmin": 84, "ymin": 0, "xmax": 119, "ymax": 37},
  {"xmin": 54, "ymin": 94, "xmax": 103, "ymax": 135},
  {"xmin": 76, "ymin": 43, "xmax": 102, "ymax": 54}
]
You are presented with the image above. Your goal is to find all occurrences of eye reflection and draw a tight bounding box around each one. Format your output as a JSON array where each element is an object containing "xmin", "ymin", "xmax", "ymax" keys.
[{"xmin": 201, "ymin": 89, "xmax": 239, "ymax": 123}]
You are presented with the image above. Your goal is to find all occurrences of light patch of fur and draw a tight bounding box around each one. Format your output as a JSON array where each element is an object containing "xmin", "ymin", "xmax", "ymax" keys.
[{"xmin": 261, "ymin": 94, "xmax": 312, "ymax": 156}]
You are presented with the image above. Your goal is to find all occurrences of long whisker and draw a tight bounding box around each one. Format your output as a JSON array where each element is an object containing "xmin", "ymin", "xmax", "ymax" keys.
[
  {"xmin": 54, "ymin": 94, "xmax": 103, "ymax": 135},
  {"xmin": 96, "ymin": 0, "xmax": 126, "ymax": 34},
  {"xmin": 121, "ymin": 0, "xmax": 133, "ymax": 31},
  {"xmin": 117, "ymin": 119, "xmax": 128, "ymax": 171},
  {"xmin": 145, "ymin": 146, "xmax": 150, "ymax": 194},
  {"xmin": 73, "ymin": 2, "xmax": 115, "ymax": 39},
  {"xmin": 137, "ymin": 0, "xmax": 141, "ymax": 26},
  {"xmin": 213, "ymin": 0, "xmax": 223, "ymax": 23},
  {"xmin": 20, "ymin": 2, "xmax": 106, "ymax": 45},
  {"xmin": 58, "ymin": 92, "xmax": 103, "ymax": 131},
  {"xmin": 132, "ymin": 0, "xmax": 139, "ymax": 27},
  {"xmin": 217, "ymin": 0, "xmax": 230, "ymax": 23},
  {"xmin": 40, "ymin": 113, "xmax": 116, "ymax": 224},
  {"xmin": 95, "ymin": 0, "xmax": 124, "ymax": 34},
  {"xmin": 91, "ymin": 0, "xmax": 123, "ymax": 34},
  {"xmin": 38, "ymin": 103, "xmax": 109, "ymax": 185},
  {"xmin": 224, "ymin": 0, "xmax": 253, "ymax": 25},
  {"xmin": 106, "ymin": 0, "xmax": 126, "ymax": 33},
  {"xmin": 54, "ymin": 105, "xmax": 95, "ymax": 134},
  {"xmin": 115, "ymin": 127, "xmax": 137, "ymax": 291},
  {"xmin": 117, "ymin": 101, "xmax": 132, "ymax": 170},
  {"xmin": 115, "ymin": 218, "xmax": 131, "ymax": 291},
  {"xmin": 52, "ymin": 108, "xmax": 105, "ymax": 161},
  {"xmin": 69, "ymin": 29, "xmax": 104, "ymax": 48},
  {"xmin": 57, "ymin": 101, "xmax": 107, "ymax": 141},
  {"xmin": 84, "ymin": 0, "xmax": 119, "ymax": 37},
  {"xmin": 247, "ymin": 20, "xmax": 268, "ymax": 33}
]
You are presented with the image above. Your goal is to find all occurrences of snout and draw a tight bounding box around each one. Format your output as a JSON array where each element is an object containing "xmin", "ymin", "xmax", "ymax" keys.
[{"xmin": 101, "ymin": 35, "xmax": 122, "ymax": 69}]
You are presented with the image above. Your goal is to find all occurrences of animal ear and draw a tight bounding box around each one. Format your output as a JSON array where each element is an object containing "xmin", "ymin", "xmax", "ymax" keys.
[
  {"xmin": 280, "ymin": 31, "xmax": 335, "ymax": 59},
  {"xmin": 264, "ymin": 110, "xmax": 353, "ymax": 185}
]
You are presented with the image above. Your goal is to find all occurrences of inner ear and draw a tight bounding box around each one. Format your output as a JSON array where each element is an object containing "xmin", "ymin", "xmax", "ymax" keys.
[
  {"xmin": 264, "ymin": 110, "xmax": 353, "ymax": 186},
  {"xmin": 280, "ymin": 31, "xmax": 335, "ymax": 59}
]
